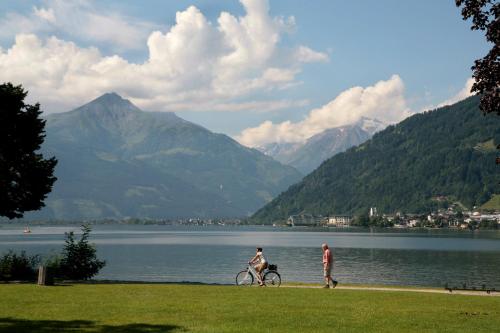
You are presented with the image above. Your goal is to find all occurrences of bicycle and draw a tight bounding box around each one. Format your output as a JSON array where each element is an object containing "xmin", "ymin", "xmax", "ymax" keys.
[{"xmin": 235, "ymin": 263, "xmax": 281, "ymax": 287}]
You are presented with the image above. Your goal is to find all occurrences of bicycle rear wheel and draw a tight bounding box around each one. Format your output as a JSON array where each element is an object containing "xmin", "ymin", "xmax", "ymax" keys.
[
  {"xmin": 263, "ymin": 271, "xmax": 281, "ymax": 287},
  {"xmin": 236, "ymin": 270, "xmax": 254, "ymax": 286}
]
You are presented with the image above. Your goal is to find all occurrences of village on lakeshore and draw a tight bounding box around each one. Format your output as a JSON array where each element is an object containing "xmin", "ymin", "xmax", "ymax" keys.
[
  {"xmin": 15, "ymin": 206, "xmax": 499, "ymax": 230},
  {"xmin": 287, "ymin": 206, "xmax": 500, "ymax": 229}
]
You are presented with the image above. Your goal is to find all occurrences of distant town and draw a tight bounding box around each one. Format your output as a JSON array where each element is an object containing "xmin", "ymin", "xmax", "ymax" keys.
[
  {"xmin": 6, "ymin": 206, "xmax": 499, "ymax": 230},
  {"xmin": 287, "ymin": 206, "xmax": 500, "ymax": 230}
]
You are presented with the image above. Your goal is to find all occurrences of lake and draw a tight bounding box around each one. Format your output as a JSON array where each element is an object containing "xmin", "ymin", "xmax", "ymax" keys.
[{"xmin": 1, "ymin": 224, "xmax": 500, "ymax": 288}]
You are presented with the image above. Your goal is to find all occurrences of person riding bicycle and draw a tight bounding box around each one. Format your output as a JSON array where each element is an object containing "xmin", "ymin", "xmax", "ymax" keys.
[{"xmin": 249, "ymin": 247, "xmax": 268, "ymax": 286}]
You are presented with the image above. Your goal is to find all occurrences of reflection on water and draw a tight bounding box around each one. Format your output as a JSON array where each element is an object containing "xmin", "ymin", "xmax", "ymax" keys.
[{"xmin": 0, "ymin": 225, "xmax": 499, "ymax": 288}]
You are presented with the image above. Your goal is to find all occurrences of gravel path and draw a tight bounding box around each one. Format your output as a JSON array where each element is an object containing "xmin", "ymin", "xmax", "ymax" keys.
[{"xmin": 281, "ymin": 284, "xmax": 500, "ymax": 297}]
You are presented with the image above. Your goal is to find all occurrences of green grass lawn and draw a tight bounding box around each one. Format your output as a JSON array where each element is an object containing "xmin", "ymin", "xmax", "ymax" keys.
[
  {"xmin": 0, "ymin": 284, "xmax": 499, "ymax": 333},
  {"xmin": 481, "ymin": 194, "xmax": 500, "ymax": 210}
]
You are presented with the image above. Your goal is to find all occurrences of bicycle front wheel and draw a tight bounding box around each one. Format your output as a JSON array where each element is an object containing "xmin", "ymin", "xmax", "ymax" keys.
[
  {"xmin": 263, "ymin": 271, "xmax": 281, "ymax": 287},
  {"xmin": 236, "ymin": 270, "xmax": 254, "ymax": 286}
]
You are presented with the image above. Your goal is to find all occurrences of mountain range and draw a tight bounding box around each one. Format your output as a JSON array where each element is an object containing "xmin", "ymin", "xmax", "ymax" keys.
[
  {"xmin": 251, "ymin": 96, "xmax": 500, "ymax": 223},
  {"xmin": 259, "ymin": 117, "xmax": 386, "ymax": 174},
  {"xmin": 27, "ymin": 93, "xmax": 302, "ymax": 220}
]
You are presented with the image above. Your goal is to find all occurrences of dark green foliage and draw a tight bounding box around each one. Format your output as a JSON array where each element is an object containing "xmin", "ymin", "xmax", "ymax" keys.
[
  {"xmin": 0, "ymin": 83, "xmax": 57, "ymax": 219},
  {"xmin": 351, "ymin": 214, "xmax": 394, "ymax": 228},
  {"xmin": 478, "ymin": 219, "xmax": 499, "ymax": 229},
  {"xmin": 252, "ymin": 96, "xmax": 500, "ymax": 223},
  {"xmin": 352, "ymin": 214, "xmax": 370, "ymax": 227},
  {"xmin": 59, "ymin": 225, "xmax": 105, "ymax": 280},
  {"xmin": 43, "ymin": 254, "xmax": 63, "ymax": 280},
  {"xmin": 455, "ymin": 0, "xmax": 499, "ymax": 115},
  {"xmin": 469, "ymin": 219, "xmax": 499, "ymax": 230},
  {"xmin": 0, "ymin": 250, "xmax": 40, "ymax": 281}
]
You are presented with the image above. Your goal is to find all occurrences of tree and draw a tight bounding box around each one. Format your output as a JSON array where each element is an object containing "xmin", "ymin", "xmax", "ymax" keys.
[
  {"xmin": 455, "ymin": 0, "xmax": 499, "ymax": 115},
  {"xmin": 60, "ymin": 225, "xmax": 106, "ymax": 280},
  {"xmin": 0, "ymin": 83, "xmax": 57, "ymax": 219},
  {"xmin": 352, "ymin": 213, "xmax": 370, "ymax": 227}
]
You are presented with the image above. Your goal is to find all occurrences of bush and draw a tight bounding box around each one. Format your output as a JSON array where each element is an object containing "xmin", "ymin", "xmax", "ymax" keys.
[
  {"xmin": 0, "ymin": 250, "xmax": 40, "ymax": 281},
  {"xmin": 59, "ymin": 224, "xmax": 106, "ymax": 280},
  {"xmin": 478, "ymin": 220, "xmax": 499, "ymax": 230},
  {"xmin": 43, "ymin": 253, "xmax": 63, "ymax": 280}
]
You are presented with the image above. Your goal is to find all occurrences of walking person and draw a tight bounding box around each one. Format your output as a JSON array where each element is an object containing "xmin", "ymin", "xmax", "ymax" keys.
[{"xmin": 322, "ymin": 243, "xmax": 337, "ymax": 288}]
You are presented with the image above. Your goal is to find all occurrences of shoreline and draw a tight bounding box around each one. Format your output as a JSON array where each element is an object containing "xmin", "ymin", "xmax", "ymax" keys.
[{"xmin": 1, "ymin": 222, "xmax": 499, "ymax": 231}]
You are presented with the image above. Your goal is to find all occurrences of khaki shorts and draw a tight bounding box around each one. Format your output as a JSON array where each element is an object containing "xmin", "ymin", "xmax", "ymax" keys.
[
  {"xmin": 323, "ymin": 266, "xmax": 332, "ymax": 277},
  {"xmin": 256, "ymin": 262, "xmax": 268, "ymax": 273}
]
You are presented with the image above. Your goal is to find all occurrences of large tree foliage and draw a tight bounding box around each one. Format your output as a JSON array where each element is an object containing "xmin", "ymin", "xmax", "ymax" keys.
[
  {"xmin": 456, "ymin": 0, "xmax": 499, "ymax": 115},
  {"xmin": 0, "ymin": 83, "xmax": 57, "ymax": 219}
]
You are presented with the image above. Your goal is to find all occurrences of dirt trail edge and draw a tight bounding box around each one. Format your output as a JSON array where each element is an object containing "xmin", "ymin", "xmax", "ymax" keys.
[{"xmin": 281, "ymin": 285, "xmax": 500, "ymax": 297}]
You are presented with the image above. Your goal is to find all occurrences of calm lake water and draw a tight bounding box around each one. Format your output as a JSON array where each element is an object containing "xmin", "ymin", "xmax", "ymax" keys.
[{"xmin": 1, "ymin": 224, "xmax": 500, "ymax": 288}]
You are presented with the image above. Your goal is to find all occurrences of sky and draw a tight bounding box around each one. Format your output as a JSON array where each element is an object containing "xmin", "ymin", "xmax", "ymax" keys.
[{"xmin": 0, "ymin": 0, "xmax": 489, "ymax": 147}]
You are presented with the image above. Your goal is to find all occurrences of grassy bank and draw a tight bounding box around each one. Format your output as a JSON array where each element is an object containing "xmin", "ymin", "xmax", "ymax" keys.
[
  {"xmin": 1, "ymin": 284, "xmax": 499, "ymax": 332},
  {"xmin": 481, "ymin": 194, "xmax": 500, "ymax": 210}
]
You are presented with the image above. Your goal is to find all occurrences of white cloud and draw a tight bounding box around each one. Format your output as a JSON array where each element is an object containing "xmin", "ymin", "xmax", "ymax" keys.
[
  {"xmin": 33, "ymin": 7, "xmax": 56, "ymax": 24},
  {"xmin": 237, "ymin": 75, "xmax": 412, "ymax": 147},
  {"xmin": 237, "ymin": 76, "xmax": 479, "ymax": 148},
  {"xmin": 0, "ymin": 0, "xmax": 328, "ymax": 113},
  {"xmin": 437, "ymin": 78, "xmax": 475, "ymax": 108},
  {"xmin": 0, "ymin": 0, "xmax": 158, "ymax": 50},
  {"xmin": 294, "ymin": 46, "xmax": 329, "ymax": 63}
]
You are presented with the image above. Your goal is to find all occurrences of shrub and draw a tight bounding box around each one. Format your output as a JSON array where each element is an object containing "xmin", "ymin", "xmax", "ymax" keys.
[
  {"xmin": 0, "ymin": 250, "xmax": 40, "ymax": 281},
  {"xmin": 43, "ymin": 253, "xmax": 64, "ymax": 280},
  {"xmin": 59, "ymin": 224, "xmax": 106, "ymax": 280}
]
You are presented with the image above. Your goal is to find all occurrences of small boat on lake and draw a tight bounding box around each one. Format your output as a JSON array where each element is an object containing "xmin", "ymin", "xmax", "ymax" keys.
[{"xmin": 23, "ymin": 226, "xmax": 31, "ymax": 234}]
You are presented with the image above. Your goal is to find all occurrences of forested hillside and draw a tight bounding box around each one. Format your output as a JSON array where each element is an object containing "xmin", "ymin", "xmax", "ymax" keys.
[{"xmin": 252, "ymin": 96, "xmax": 500, "ymax": 223}]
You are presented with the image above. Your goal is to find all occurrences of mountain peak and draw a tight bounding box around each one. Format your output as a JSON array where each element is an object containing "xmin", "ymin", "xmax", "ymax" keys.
[
  {"xmin": 73, "ymin": 92, "xmax": 142, "ymax": 117},
  {"xmin": 355, "ymin": 117, "xmax": 387, "ymax": 135},
  {"xmin": 91, "ymin": 92, "xmax": 139, "ymax": 109},
  {"xmin": 37, "ymin": 92, "xmax": 303, "ymax": 220},
  {"xmin": 98, "ymin": 92, "xmax": 124, "ymax": 102}
]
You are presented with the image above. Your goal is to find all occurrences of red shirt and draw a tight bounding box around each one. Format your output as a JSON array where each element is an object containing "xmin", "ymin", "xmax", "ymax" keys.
[{"xmin": 323, "ymin": 248, "xmax": 332, "ymax": 266}]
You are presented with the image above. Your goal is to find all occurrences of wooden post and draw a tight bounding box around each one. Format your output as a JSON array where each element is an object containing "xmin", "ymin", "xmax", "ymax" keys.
[
  {"xmin": 38, "ymin": 266, "xmax": 46, "ymax": 285},
  {"xmin": 37, "ymin": 266, "xmax": 53, "ymax": 286}
]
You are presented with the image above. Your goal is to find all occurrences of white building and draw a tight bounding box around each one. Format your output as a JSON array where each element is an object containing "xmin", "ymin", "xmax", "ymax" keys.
[
  {"xmin": 408, "ymin": 220, "xmax": 418, "ymax": 228},
  {"xmin": 467, "ymin": 213, "xmax": 500, "ymax": 223},
  {"xmin": 328, "ymin": 215, "xmax": 352, "ymax": 227}
]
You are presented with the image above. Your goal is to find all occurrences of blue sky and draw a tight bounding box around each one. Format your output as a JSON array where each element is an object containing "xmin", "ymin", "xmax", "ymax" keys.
[{"xmin": 0, "ymin": 0, "xmax": 488, "ymax": 146}]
